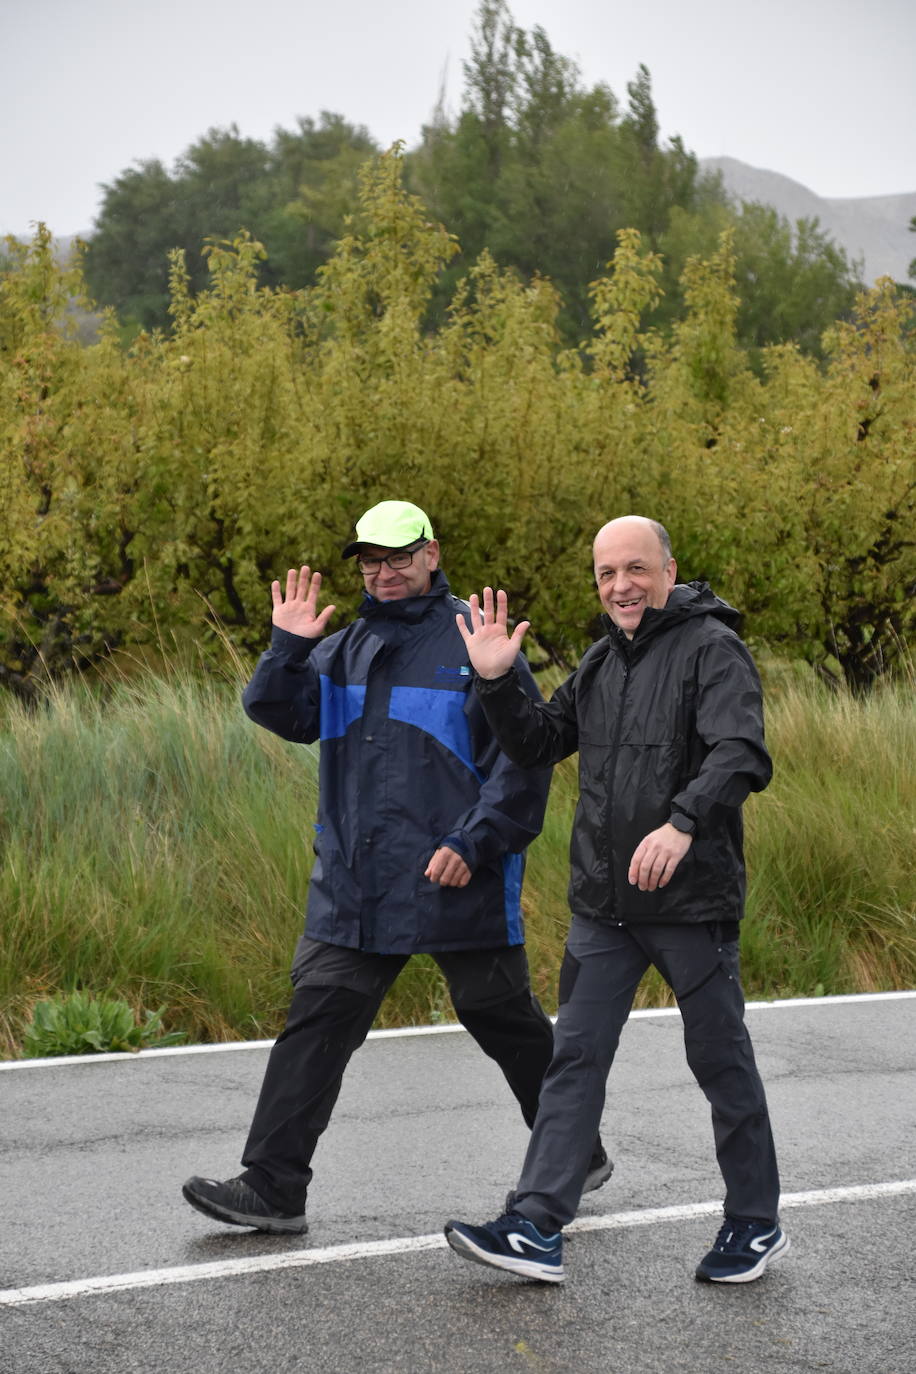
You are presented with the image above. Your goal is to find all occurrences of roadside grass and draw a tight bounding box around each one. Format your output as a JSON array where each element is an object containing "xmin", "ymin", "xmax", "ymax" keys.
[
  {"xmin": 0, "ymin": 670, "xmax": 313, "ymax": 1055},
  {"xmin": 740, "ymin": 672, "xmax": 916, "ymax": 999},
  {"xmin": 1, "ymin": 664, "xmax": 913, "ymax": 1057}
]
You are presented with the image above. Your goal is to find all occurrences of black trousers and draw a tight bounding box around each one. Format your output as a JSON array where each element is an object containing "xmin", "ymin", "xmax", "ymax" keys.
[
  {"xmin": 240, "ymin": 937, "xmax": 555, "ymax": 1211},
  {"xmin": 514, "ymin": 917, "xmax": 781, "ymax": 1233}
]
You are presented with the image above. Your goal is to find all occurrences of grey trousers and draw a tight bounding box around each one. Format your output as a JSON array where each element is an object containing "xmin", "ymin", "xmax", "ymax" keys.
[{"xmin": 514, "ymin": 916, "xmax": 780, "ymax": 1233}]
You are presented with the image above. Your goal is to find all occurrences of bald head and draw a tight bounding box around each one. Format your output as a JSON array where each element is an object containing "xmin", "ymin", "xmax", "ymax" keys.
[
  {"xmin": 593, "ymin": 516, "xmax": 677, "ymax": 638},
  {"xmin": 593, "ymin": 516, "xmax": 672, "ymax": 562}
]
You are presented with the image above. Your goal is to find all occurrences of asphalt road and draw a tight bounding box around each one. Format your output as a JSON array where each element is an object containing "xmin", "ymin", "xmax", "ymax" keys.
[{"xmin": 1, "ymin": 993, "xmax": 914, "ymax": 1374}]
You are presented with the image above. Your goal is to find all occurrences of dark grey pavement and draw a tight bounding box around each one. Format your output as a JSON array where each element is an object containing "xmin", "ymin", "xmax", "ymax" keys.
[{"xmin": 1, "ymin": 993, "xmax": 914, "ymax": 1373}]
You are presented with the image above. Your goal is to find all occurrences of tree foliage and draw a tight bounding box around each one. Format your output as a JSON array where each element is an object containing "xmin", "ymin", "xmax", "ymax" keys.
[
  {"xmin": 406, "ymin": 2, "xmax": 859, "ymax": 353},
  {"xmin": 660, "ymin": 200, "xmax": 859, "ymax": 361},
  {"xmin": 407, "ymin": 3, "xmax": 718, "ymax": 341},
  {"xmin": 83, "ymin": 115, "xmax": 377, "ymax": 332},
  {"xmin": 75, "ymin": 1, "xmax": 861, "ymax": 358},
  {"xmin": 2, "ymin": 155, "xmax": 913, "ymax": 700}
]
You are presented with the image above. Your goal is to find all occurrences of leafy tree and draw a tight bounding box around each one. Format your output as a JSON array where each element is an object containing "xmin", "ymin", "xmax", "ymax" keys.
[
  {"xmin": 802, "ymin": 282, "xmax": 916, "ymax": 686},
  {"xmin": 660, "ymin": 199, "xmax": 860, "ymax": 361},
  {"xmin": 0, "ymin": 227, "xmax": 146, "ymax": 696},
  {"xmin": 1, "ymin": 163, "xmax": 913, "ymax": 698},
  {"xmin": 76, "ymin": 0, "xmax": 858, "ymax": 361},
  {"xmin": 636, "ymin": 244, "xmax": 915, "ymax": 689},
  {"xmin": 262, "ymin": 114, "xmax": 377, "ymax": 289},
  {"xmin": 618, "ymin": 64, "xmax": 674, "ymax": 241},
  {"xmin": 84, "ymin": 116, "xmax": 376, "ymax": 333},
  {"xmin": 408, "ymin": 3, "xmax": 860, "ymax": 356},
  {"xmin": 408, "ymin": 2, "xmax": 712, "ymax": 341},
  {"xmin": 462, "ymin": 0, "xmax": 521, "ymax": 178},
  {"xmin": 81, "ymin": 160, "xmax": 180, "ymax": 331},
  {"xmin": 83, "ymin": 130, "xmax": 269, "ymax": 332}
]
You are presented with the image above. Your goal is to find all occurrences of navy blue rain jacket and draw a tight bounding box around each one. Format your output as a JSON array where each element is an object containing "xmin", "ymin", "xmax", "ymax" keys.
[{"xmin": 242, "ymin": 571, "xmax": 551, "ymax": 953}]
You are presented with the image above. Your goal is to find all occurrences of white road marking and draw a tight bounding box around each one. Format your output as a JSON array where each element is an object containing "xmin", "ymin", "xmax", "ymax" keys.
[
  {"xmin": 2, "ymin": 1179, "xmax": 913, "ymax": 1308},
  {"xmin": 3, "ymin": 990, "xmax": 914, "ymax": 1071},
  {"xmin": 569, "ymin": 1178, "xmax": 916, "ymax": 1233}
]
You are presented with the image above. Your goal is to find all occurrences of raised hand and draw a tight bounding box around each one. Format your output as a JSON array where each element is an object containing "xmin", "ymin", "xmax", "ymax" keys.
[
  {"xmin": 271, "ymin": 567, "xmax": 336, "ymax": 640},
  {"xmin": 455, "ymin": 587, "xmax": 530, "ymax": 680}
]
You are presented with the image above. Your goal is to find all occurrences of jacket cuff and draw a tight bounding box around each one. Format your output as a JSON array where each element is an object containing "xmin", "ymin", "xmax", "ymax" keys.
[
  {"xmin": 269, "ymin": 625, "xmax": 321, "ymax": 660},
  {"xmin": 472, "ymin": 668, "xmax": 519, "ymax": 695},
  {"xmin": 441, "ymin": 832, "xmax": 478, "ymax": 869}
]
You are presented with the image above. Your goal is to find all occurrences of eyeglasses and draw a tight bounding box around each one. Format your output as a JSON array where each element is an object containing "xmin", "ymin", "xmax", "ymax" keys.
[{"xmin": 355, "ymin": 540, "xmax": 429, "ymax": 574}]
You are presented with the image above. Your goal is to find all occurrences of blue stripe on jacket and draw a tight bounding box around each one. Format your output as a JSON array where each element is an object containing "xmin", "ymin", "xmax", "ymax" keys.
[
  {"xmin": 319, "ymin": 677, "xmax": 366, "ymax": 739},
  {"xmin": 388, "ymin": 686, "xmax": 485, "ymax": 781},
  {"xmin": 502, "ymin": 852, "xmax": 524, "ymax": 942}
]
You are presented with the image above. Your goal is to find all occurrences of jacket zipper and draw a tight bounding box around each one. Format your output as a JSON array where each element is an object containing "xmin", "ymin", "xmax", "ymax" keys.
[{"xmin": 606, "ymin": 653, "xmax": 631, "ymax": 918}]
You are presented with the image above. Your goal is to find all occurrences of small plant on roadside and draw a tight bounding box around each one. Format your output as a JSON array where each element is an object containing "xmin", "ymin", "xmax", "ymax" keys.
[{"xmin": 21, "ymin": 990, "xmax": 187, "ymax": 1058}]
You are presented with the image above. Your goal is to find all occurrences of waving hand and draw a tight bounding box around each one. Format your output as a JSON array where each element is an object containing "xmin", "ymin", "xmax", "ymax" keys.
[
  {"xmin": 456, "ymin": 587, "xmax": 530, "ymax": 680},
  {"xmin": 271, "ymin": 567, "xmax": 336, "ymax": 639}
]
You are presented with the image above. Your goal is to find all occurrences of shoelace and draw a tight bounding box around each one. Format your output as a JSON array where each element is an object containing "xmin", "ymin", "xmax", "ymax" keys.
[
  {"xmin": 711, "ymin": 1218, "xmax": 761, "ymax": 1253},
  {"xmin": 493, "ymin": 1212, "xmax": 559, "ymax": 1243},
  {"xmin": 493, "ymin": 1211, "xmax": 531, "ymax": 1234}
]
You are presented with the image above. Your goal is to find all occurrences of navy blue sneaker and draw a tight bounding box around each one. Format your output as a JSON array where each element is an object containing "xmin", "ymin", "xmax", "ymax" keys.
[
  {"xmin": 445, "ymin": 1212, "xmax": 564, "ymax": 1282},
  {"xmin": 182, "ymin": 1175, "xmax": 308, "ymax": 1235},
  {"xmin": 696, "ymin": 1215, "xmax": 790, "ymax": 1283}
]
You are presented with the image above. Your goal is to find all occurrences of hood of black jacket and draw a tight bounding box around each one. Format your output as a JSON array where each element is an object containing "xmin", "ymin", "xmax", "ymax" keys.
[{"xmin": 601, "ymin": 580, "xmax": 742, "ymax": 652}]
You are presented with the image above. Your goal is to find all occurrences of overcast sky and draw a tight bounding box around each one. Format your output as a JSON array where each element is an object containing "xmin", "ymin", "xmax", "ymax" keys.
[{"xmin": 2, "ymin": 0, "xmax": 914, "ymax": 238}]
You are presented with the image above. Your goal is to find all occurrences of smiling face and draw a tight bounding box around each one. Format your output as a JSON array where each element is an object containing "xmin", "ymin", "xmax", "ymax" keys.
[
  {"xmin": 358, "ymin": 539, "xmax": 440, "ymax": 601},
  {"xmin": 593, "ymin": 518, "xmax": 676, "ymax": 638}
]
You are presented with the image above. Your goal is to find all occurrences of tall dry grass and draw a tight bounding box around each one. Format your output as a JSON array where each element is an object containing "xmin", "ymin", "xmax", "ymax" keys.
[{"xmin": 1, "ymin": 664, "xmax": 912, "ymax": 1056}]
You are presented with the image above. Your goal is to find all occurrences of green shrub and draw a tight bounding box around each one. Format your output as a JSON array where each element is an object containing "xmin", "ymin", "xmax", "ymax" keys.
[
  {"xmin": 21, "ymin": 989, "xmax": 187, "ymax": 1058},
  {"xmin": 2, "ymin": 162, "xmax": 913, "ymax": 699}
]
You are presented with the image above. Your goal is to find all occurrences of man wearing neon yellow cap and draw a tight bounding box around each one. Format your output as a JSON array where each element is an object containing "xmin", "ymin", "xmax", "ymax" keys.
[{"xmin": 183, "ymin": 500, "xmax": 611, "ymax": 1234}]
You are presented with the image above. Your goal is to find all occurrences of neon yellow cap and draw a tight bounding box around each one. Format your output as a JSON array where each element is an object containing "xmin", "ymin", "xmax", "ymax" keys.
[{"xmin": 341, "ymin": 500, "xmax": 434, "ymax": 557}]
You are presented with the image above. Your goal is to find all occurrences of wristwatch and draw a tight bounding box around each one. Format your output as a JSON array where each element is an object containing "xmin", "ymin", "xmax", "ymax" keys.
[{"xmin": 668, "ymin": 812, "xmax": 696, "ymax": 835}]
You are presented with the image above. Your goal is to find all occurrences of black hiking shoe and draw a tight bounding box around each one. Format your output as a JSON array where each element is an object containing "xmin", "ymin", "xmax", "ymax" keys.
[
  {"xmin": 583, "ymin": 1145, "xmax": 614, "ymax": 1194},
  {"xmin": 182, "ymin": 1175, "xmax": 308, "ymax": 1234},
  {"xmin": 505, "ymin": 1145, "xmax": 614, "ymax": 1214}
]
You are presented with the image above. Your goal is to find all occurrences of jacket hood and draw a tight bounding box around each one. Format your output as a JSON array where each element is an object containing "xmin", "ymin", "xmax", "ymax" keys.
[
  {"xmin": 602, "ymin": 580, "xmax": 742, "ymax": 645},
  {"xmin": 662, "ymin": 580, "xmax": 742, "ymax": 629}
]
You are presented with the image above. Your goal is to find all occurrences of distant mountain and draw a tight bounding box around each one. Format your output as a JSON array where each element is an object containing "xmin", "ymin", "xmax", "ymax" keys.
[{"xmin": 700, "ymin": 157, "xmax": 916, "ymax": 285}]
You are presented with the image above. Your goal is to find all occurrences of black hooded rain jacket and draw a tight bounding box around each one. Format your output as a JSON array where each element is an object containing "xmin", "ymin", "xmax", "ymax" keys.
[{"xmin": 474, "ymin": 582, "xmax": 772, "ymax": 926}]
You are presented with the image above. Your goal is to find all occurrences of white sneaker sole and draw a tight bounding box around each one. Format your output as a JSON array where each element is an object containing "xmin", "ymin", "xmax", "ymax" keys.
[
  {"xmin": 445, "ymin": 1226, "xmax": 565, "ymax": 1283},
  {"xmin": 698, "ymin": 1231, "xmax": 791, "ymax": 1283}
]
